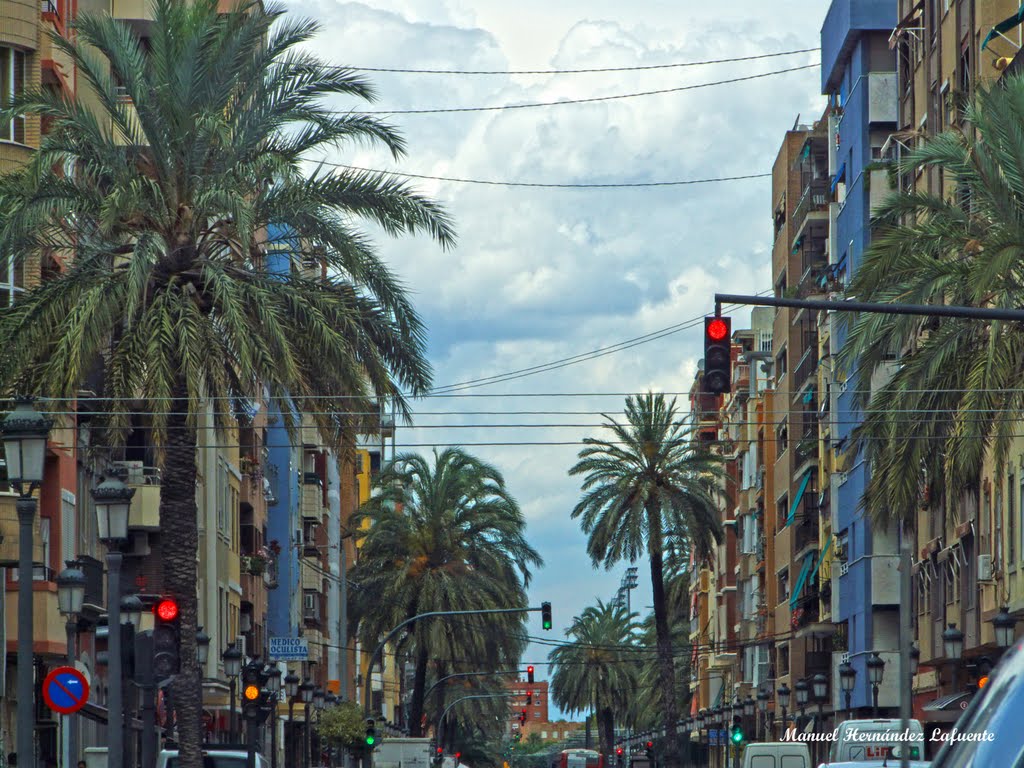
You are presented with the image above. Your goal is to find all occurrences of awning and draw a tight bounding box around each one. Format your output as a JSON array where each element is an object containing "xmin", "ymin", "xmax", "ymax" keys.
[
  {"xmin": 808, "ymin": 535, "xmax": 832, "ymax": 583},
  {"xmin": 790, "ymin": 552, "xmax": 816, "ymax": 610},
  {"xmin": 922, "ymin": 691, "xmax": 972, "ymax": 711},
  {"xmin": 787, "ymin": 470, "xmax": 814, "ymax": 527},
  {"xmin": 889, "ymin": 0, "xmax": 925, "ymax": 49},
  {"xmin": 830, "ymin": 161, "xmax": 846, "ymax": 193},
  {"xmin": 982, "ymin": 4, "xmax": 1024, "ymax": 50}
]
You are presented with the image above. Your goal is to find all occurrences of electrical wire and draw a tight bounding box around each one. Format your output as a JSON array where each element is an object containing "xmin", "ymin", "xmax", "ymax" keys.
[
  {"xmin": 361, "ymin": 64, "xmax": 818, "ymax": 114},
  {"xmin": 339, "ymin": 48, "xmax": 821, "ymax": 76},
  {"xmin": 312, "ymin": 162, "xmax": 772, "ymax": 189}
]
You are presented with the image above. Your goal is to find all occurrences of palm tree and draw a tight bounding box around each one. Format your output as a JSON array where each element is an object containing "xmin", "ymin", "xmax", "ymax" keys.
[
  {"xmin": 350, "ymin": 448, "xmax": 542, "ymax": 737},
  {"xmin": 549, "ymin": 599, "xmax": 641, "ymax": 760},
  {"xmin": 0, "ymin": 2, "xmax": 453, "ymax": 764},
  {"xmin": 569, "ymin": 393, "xmax": 723, "ymax": 767},
  {"xmin": 838, "ymin": 73, "xmax": 1024, "ymax": 526}
]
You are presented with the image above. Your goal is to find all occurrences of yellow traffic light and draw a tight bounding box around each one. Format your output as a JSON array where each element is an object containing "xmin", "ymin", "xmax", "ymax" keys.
[{"xmin": 244, "ymin": 684, "xmax": 261, "ymax": 701}]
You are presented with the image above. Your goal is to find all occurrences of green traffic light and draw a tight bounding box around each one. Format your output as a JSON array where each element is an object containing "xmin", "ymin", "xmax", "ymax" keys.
[
  {"xmin": 730, "ymin": 729, "xmax": 743, "ymax": 745},
  {"xmin": 367, "ymin": 736, "xmax": 376, "ymax": 746}
]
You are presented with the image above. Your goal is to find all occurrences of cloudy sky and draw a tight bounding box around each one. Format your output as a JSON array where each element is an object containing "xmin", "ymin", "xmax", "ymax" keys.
[{"xmin": 284, "ymin": 0, "xmax": 828, "ymax": 717}]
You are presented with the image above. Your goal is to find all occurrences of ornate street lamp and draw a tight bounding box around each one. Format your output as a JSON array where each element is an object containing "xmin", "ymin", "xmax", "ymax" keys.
[
  {"xmin": 910, "ymin": 644, "xmax": 921, "ymax": 677},
  {"xmin": 266, "ymin": 667, "xmax": 282, "ymax": 768},
  {"xmin": 743, "ymin": 695, "xmax": 754, "ymax": 718},
  {"xmin": 223, "ymin": 643, "xmax": 244, "ymax": 741},
  {"xmin": 812, "ymin": 672, "xmax": 828, "ymax": 763},
  {"xmin": 120, "ymin": 594, "xmax": 143, "ymax": 628},
  {"xmin": 993, "ymin": 607, "xmax": 1017, "ymax": 649},
  {"xmin": 57, "ymin": 560, "xmax": 86, "ymax": 761},
  {"xmin": 943, "ymin": 624, "xmax": 965, "ymax": 692},
  {"xmin": 795, "ymin": 678, "xmax": 809, "ymax": 726},
  {"xmin": 867, "ymin": 653, "xmax": 885, "ymax": 718},
  {"xmin": 756, "ymin": 689, "xmax": 769, "ymax": 741},
  {"xmin": 777, "ymin": 683, "xmax": 791, "ymax": 738},
  {"xmin": 93, "ymin": 471, "xmax": 135, "ymax": 768},
  {"xmin": 301, "ymin": 679, "xmax": 315, "ymax": 768},
  {"xmin": 195, "ymin": 627, "xmax": 210, "ymax": 666},
  {"xmin": 286, "ymin": 671, "xmax": 300, "ymax": 766},
  {"xmin": 3, "ymin": 397, "xmax": 52, "ymax": 768},
  {"xmin": 838, "ymin": 661, "xmax": 856, "ymax": 716}
]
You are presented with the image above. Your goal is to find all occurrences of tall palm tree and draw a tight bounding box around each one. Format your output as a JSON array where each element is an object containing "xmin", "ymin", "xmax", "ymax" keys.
[
  {"xmin": 549, "ymin": 599, "xmax": 641, "ymax": 760},
  {"xmin": 838, "ymin": 73, "xmax": 1024, "ymax": 525},
  {"xmin": 570, "ymin": 393, "xmax": 723, "ymax": 767},
  {"xmin": 0, "ymin": 2, "xmax": 453, "ymax": 764},
  {"xmin": 350, "ymin": 448, "xmax": 542, "ymax": 737}
]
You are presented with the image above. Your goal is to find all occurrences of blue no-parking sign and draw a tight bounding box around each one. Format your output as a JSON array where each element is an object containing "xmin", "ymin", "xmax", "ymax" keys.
[{"xmin": 42, "ymin": 666, "xmax": 90, "ymax": 715}]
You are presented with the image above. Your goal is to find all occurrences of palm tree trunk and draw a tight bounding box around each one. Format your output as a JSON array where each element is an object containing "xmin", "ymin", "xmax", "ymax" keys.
[
  {"xmin": 161, "ymin": 377, "xmax": 202, "ymax": 768},
  {"xmin": 649, "ymin": 546, "xmax": 680, "ymax": 768},
  {"xmin": 407, "ymin": 641, "xmax": 431, "ymax": 736},
  {"xmin": 601, "ymin": 707, "xmax": 615, "ymax": 764}
]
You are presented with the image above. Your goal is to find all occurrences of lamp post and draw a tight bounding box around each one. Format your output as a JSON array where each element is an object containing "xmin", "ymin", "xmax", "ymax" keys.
[
  {"xmin": 756, "ymin": 690, "xmax": 768, "ymax": 741},
  {"xmin": 57, "ymin": 561, "xmax": 85, "ymax": 765},
  {"xmin": 992, "ymin": 607, "xmax": 1017, "ymax": 649},
  {"xmin": 812, "ymin": 674, "xmax": 827, "ymax": 767},
  {"xmin": 777, "ymin": 683, "xmax": 790, "ymax": 739},
  {"xmin": 285, "ymin": 671, "xmax": 299, "ymax": 766},
  {"xmin": 300, "ymin": 679, "xmax": 314, "ymax": 768},
  {"xmin": 223, "ymin": 643, "xmax": 243, "ymax": 742},
  {"xmin": 267, "ymin": 667, "xmax": 282, "ymax": 768},
  {"xmin": 313, "ymin": 689, "xmax": 326, "ymax": 766},
  {"xmin": 867, "ymin": 653, "xmax": 885, "ymax": 718},
  {"xmin": 119, "ymin": 593, "xmax": 143, "ymax": 763},
  {"xmin": 196, "ymin": 627, "xmax": 210, "ymax": 667},
  {"xmin": 3, "ymin": 397, "xmax": 52, "ymax": 768},
  {"xmin": 943, "ymin": 623, "xmax": 964, "ymax": 693},
  {"xmin": 910, "ymin": 644, "xmax": 920, "ymax": 677},
  {"xmin": 794, "ymin": 679, "xmax": 809, "ymax": 729},
  {"xmin": 838, "ymin": 662, "xmax": 856, "ymax": 718},
  {"xmin": 93, "ymin": 471, "xmax": 134, "ymax": 768}
]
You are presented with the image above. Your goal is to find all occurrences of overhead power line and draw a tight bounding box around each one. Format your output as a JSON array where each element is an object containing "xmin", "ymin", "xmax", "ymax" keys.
[
  {"xmin": 363, "ymin": 64, "xmax": 818, "ymax": 114},
  {"xmin": 317, "ymin": 163, "xmax": 772, "ymax": 189},
  {"xmin": 340, "ymin": 47, "xmax": 821, "ymax": 76}
]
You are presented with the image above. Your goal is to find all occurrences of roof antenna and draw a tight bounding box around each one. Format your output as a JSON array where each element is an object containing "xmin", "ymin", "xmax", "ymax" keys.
[{"xmin": 792, "ymin": 113, "xmax": 802, "ymax": 130}]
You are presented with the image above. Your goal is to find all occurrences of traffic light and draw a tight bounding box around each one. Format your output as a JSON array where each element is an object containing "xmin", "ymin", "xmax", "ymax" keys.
[
  {"xmin": 527, "ymin": 665, "xmax": 534, "ymax": 684},
  {"xmin": 541, "ymin": 602, "xmax": 552, "ymax": 630},
  {"xmin": 730, "ymin": 720, "xmax": 744, "ymax": 746},
  {"xmin": 526, "ymin": 690, "xmax": 533, "ymax": 706},
  {"xmin": 702, "ymin": 315, "xmax": 732, "ymax": 395},
  {"xmin": 454, "ymin": 752, "xmax": 461, "ymax": 761},
  {"xmin": 152, "ymin": 597, "xmax": 181, "ymax": 680},
  {"xmin": 645, "ymin": 742, "xmax": 653, "ymax": 760},
  {"xmin": 366, "ymin": 719, "xmax": 377, "ymax": 746}
]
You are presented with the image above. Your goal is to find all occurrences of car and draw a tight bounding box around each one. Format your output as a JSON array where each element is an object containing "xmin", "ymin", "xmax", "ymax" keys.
[
  {"xmin": 828, "ymin": 719, "xmax": 925, "ymax": 763},
  {"xmin": 741, "ymin": 741, "xmax": 812, "ymax": 767},
  {"xmin": 156, "ymin": 747, "xmax": 270, "ymax": 768},
  {"xmin": 929, "ymin": 635, "xmax": 1024, "ymax": 766}
]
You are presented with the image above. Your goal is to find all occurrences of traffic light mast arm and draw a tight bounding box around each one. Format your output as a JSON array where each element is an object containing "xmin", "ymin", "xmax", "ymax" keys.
[
  {"xmin": 439, "ymin": 693, "xmax": 517, "ymax": 727},
  {"xmin": 713, "ymin": 293, "xmax": 1024, "ymax": 323},
  {"xmin": 423, "ymin": 669, "xmax": 526, "ymax": 703},
  {"xmin": 362, "ymin": 607, "xmax": 545, "ymax": 717}
]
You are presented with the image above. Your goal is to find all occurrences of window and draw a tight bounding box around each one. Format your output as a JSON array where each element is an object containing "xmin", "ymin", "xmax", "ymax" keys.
[
  {"xmin": 1009, "ymin": 472, "xmax": 1016, "ymax": 566},
  {"xmin": 777, "ymin": 494, "xmax": 789, "ymax": 533},
  {"xmin": 778, "ymin": 644, "xmax": 790, "ymax": 676},
  {"xmin": 945, "ymin": 559, "xmax": 958, "ymax": 604},
  {"xmin": 775, "ymin": 347, "xmax": 787, "ymax": 379},
  {"xmin": 996, "ymin": 488, "xmax": 1004, "ymax": 569},
  {"xmin": 0, "ymin": 253, "xmax": 25, "ymax": 307},
  {"xmin": 778, "ymin": 568, "xmax": 789, "ymax": 601},
  {"xmin": 0, "ymin": 48, "xmax": 26, "ymax": 143},
  {"xmin": 981, "ymin": 486, "xmax": 992, "ymax": 556},
  {"xmin": 776, "ymin": 420, "xmax": 788, "ymax": 455}
]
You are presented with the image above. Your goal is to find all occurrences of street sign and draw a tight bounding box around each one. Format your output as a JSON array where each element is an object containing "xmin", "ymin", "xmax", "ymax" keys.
[
  {"xmin": 269, "ymin": 636, "xmax": 309, "ymax": 661},
  {"xmin": 42, "ymin": 666, "xmax": 90, "ymax": 715}
]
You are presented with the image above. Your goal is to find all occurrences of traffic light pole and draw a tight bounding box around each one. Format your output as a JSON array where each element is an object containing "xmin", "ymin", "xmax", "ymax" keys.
[
  {"xmin": 712, "ymin": 291, "xmax": 1023, "ymax": 768},
  {"xmin": 422, "ymin": 669, "xmax": 526, "ymax": 703},
  {"xmin": 437, "ymin": 693, "xmax": 516, "ymax": 753}
]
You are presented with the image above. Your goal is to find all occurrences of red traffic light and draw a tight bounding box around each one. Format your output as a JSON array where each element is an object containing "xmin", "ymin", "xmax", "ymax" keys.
[
  {"xmin": 706, "ymin": 316, "xmax": 729, "ymax": 341},
  {"xmin": 616, "ymin": 748, "xmax": 623, "ymax": 756},
  {"xmin": 455, "ymin": 753, "xmax": 461, "ymax": 760},
  {"xmin": 646, "ymin": 742, "xmax": 653, "ymax": 749},
  {"xmin": 436, "ymin": 748, "xmax": 443, "ymax": 755},
  {"xmin": 155, "ymin": 598, "xmax": 179, "ymax": 622}
]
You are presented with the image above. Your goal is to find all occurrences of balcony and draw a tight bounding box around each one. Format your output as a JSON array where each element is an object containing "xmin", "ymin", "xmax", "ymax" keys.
[
  {"xmin": 732, "ymin": 363, "xmax": 750, "ymax": 392},
  {"xmin": 301, "ymin": 475, "xmax": 322, "ymax": 520},
  {"xmin": 791, "ymin": 344, "xmax": 819, "ymax": 396},
  {"xmin": 790, "ymin": 178, "xmax": 830, "ymax": 245},
  {"xmin": 123, "ymin": 465, "xmax": 161, "ymax": 531}
]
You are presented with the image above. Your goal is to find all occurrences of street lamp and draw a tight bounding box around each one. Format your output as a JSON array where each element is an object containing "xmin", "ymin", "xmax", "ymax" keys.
[
  {"xmin": 943, "ymin": 623, "xmax": 964, "ymax": 692},
  {"xmin": 93, "ymin": 471, "xmax": 134, "ymax": 768},
  {"xmin": 223, "ymin": 643, "xmax": 244, "ymax": 742},
  {"xmin": 812, "ymin": 672, "xmax": 828, "ymax": 764},
  {"xmin": 867, "ymin": 653, "xmax": 885, "ymax": 718},
  {"xmin": 794, "ymin": 678, "xmax": 809, "ymax": 727},
  {"xmin": 3, "ymin": 397, "xmax": 52, "ymax": 768},
  {"xmin": 267, "ymin": 667, "xmax": 282, "ymax": 768},
  {"xmin": 910, "ymin": 644, "xmax": 921, "ymax": 677},
  {"xmin": 57, "ymin": 561, "xmax": 86, "ymax": 762},
  {"xmin": 777, "ymin": 683, "xmax": 790, "ymax": 738},
  {"xmin": 195, "ymin": 627, "xmax": 210, "ymax": 666},
  {"xmin": 838, "ymin": 661, "xmax": 856, "ymax": 717},
  {"xmin": 120, "ymin": 594, "xmax": 143, "ymax": 628},
  {"xmin": 756, "ymin": 689, "xmax": 769, "ymax": 740},
  {"xmin": 285, "ymin": 671, "xmax": 300, "ymax": 766},
  {"xmin": 743, "ymin": 695, "xmax": 754, "ymax": 718},
  {"xmin": 300, "ymin": 679, "xmax": 315, "ymax": 768},
  {"xmin": 993, "ymin": 606, "xmax": 1017, "ymax": 649}
]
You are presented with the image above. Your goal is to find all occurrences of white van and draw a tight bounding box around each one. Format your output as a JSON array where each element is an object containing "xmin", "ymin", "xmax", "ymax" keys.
[
  {"xmin": 741, "ymin": 742, "xmax": 812, "ymax": 768},
  {"xmin": 828, "ymin": 719, "xmax": 925, "ymax": 763},
  {"xmin": 156, "ymin": 748, "xmax": 270, "ymax": 768}
]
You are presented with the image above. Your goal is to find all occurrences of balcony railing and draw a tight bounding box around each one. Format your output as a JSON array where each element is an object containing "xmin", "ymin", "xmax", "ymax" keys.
[
  {"xmin": 791, "ymin": 178, "xmax": 830, "ymax": 233},
  {"xmin": 792, "ymin": 344, "xmax": 819, "ymax": 394}
]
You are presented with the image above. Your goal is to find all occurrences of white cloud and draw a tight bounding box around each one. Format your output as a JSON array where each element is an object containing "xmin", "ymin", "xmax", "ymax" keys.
[{"xmin": 283, "ymin": 0, "xmax": 828, "ymax": 715}]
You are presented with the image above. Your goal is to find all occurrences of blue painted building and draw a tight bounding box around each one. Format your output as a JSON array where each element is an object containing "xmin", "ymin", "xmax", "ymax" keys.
[{"xmin": 820, "ymin": 0, "xmax": 902, "ymax": 715}]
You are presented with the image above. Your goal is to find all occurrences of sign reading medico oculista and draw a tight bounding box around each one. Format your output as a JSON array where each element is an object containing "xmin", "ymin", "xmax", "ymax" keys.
[{"xmin": 269, "ymin": 637, "xmax": 309, "ymax": 661}]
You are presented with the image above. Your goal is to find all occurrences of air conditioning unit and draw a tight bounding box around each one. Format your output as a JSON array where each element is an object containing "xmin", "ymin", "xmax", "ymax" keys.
[{"xmin": 978, "ymin": 554, "xmax": 994, "ymax": 581}]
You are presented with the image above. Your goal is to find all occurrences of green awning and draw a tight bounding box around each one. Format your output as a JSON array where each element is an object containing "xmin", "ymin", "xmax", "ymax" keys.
[
  {"xmin": 982, "ymin": 4, "xmax": 1024, "ymax": 50},
  {"xmin": 787, "ymin": 470, "xmax": 813, "ymax": 527},
  {"xmin": 790, "ymin": 552, "xmax": 816, "ymax": 610},
  {"xmin": 808, "ymin": 535, "xmax": 832, "ymax": 584}
]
